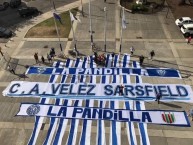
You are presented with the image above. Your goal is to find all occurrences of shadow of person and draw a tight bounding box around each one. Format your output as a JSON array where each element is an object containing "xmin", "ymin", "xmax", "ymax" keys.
[{"xmin": 160, "ymin": 101, "xmax": 182, "ymax": 109}]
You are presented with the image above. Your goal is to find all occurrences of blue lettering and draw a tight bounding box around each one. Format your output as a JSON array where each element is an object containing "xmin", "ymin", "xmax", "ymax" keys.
[
  {"xmin": 28, "ymin": 84, "xmax": 39, "ymax": 94},
  {"xmin": 103, "ymin": 110, "xmax": 113, "ymax": 120},
  {"xmin": 60, "ymin": 84, "xmax": 69, "ymax": 95},
  {"xmin": 145, "ymin": 85, "xmax": 153, "ymax": 96},
  {"xmin": 114, "ymin": 85, "xmax": 121, "ymax": 95},
  {"xmin": 57, "ymin": 107, "xmax": 67, "ymax": 117},
  {"xmin": 47, "ymin": 106, "xmax": 56, "ymax": 116},
  {"xmin": 82, "ymin": 108, "xmax": 91, "ymax": 118},
  {"xmin": 167, "ymin": 86, "xmax": 178, "ymax": 97},
  {"xmin": 72, "ymin": 108, "xmax": 83, "ymax": 117},
  {"xmin": 118, "ymin": 111, "xmax": 129, "ymax": 121},
  {"xmin": 92, "ymin": 108, "xmax": 102, "ymax": 119},
  {"xmin": 51, "ymin": 84, "xmax": 61, "ymax": 94},
  {"xmin": 87, "ymin": 85, "xmax": 95, "ymax": 95},
  {"xmin": 78, "ymin": 85, "xmax": 87, "ymax": 95},
  {"xmin": 69, "ymin": 84, "xmax": 76, "ymax": 95},
  {"xmin": 125, "ymin": 85, "xmax": 134, "ymax": 96},
  {"xmin": 176, "ymin": 86, "xmax": 188, "ymax": 97},
  {"xmin": 130, "ymin": 112, "xmax": 140, "ymax": 122},
  {"xmin": 142, "ymin": 112, "xmax": 152, "ymax": 122},
  {"xmin": 9, "ymin": 83, "xmax": 20, "ymax": 93},
  {"xmin": 104, "ymin": 85, "xmax": 113, "ymax": 95},
  {"xmin": 135, "ymin": 85, "xmax": 145, "ymax": 96},
  {"xmin": 158, "ymin": 86, "xmax": 168, "ymax": 96}
]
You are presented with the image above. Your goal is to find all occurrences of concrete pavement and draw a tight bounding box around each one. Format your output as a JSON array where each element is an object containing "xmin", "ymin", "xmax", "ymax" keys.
[{"xmin": 1, "ymin": 0, "xmax": 193, "ymax": 144}]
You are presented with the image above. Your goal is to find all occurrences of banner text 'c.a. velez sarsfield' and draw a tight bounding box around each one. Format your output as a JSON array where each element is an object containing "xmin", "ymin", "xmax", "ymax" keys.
[{"xmin": 3, "ymin": 81, "xmax": 193, "ymax": 102}]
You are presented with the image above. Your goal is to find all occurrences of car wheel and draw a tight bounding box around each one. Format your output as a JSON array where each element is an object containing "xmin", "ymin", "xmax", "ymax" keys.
[{"xmin": 185, "ymin": 33, "xmax": 190, "ymax": 37}]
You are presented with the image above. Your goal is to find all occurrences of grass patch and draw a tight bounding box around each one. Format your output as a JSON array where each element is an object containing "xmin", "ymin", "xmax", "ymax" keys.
[{"xmin": 25, "ymin": 8, "xmax": 78, "ymax": 38}]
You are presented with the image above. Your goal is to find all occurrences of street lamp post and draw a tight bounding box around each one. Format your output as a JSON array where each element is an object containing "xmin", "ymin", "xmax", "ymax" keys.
[
  {"xmin": 80, "ymin": 0, "xmax": 84, "ymax": 17},
  {"xmin": 104, "ymin": 7, "xmax": 107, "ymax": 52},
  {"xmin": 89, "ymin": 0, "xmax": 93, "ymax": 49}
]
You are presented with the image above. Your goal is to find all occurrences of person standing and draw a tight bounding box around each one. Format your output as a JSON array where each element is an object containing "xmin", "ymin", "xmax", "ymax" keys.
[
  {"xmin": 139, "ymin": 55, "xmax": 144, "ymax": 65},
  {"xmin": 7, "ymin": 65, "xmax": 15, "ymax": 74},
  {"xmin": 47, "ymin": 54, "xmax": 52, "ymax": 63},
  {"xmin": 150, "ymin": 50, "xmax": 155, "ymax": 60},
  {"xmin": 188, "ymin": 109, "xmax": 193, "ymax": 121},
  {"xmin": 155, "ymin": 93, "xmax": 162, "ymax": 104},
  {"xmin": 130, "ymin": 46, "xmax": 135, "ymax": 56},
  {"xmin": 119, "ymin": 84, "xmax": 124, "ymax": 96},
  {"xmin": 41, "ymin": 56, "xmax": 45, "ymax": 63},
  {"xmin": 0, "ymin": 46, "xmax": 4, "ymax": 56},
  {"xmin": 187, "ymin": 36, "xmax": 192, "ymax": 44},
  {"xmin": 34, "ymin": 53, "xmax": 39, "ymax": 63}
]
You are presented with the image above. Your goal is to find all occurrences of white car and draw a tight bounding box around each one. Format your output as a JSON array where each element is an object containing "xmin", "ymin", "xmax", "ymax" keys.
[
  {"xmin": 175, "ymin": 17, "xmax": 193, "ymax": 27},
  {"xmin": 181, "ymin": 24, "xmax": 193, "ymax": 37}
]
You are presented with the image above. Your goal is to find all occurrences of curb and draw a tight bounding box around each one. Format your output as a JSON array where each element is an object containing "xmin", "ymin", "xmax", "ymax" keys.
[{"xmin": 118, "ymin": 0, "xmax": 132, "ymax": 13}]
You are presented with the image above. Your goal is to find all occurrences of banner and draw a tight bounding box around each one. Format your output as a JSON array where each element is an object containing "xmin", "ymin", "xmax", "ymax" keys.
[
  {"xmin": 3, "ymin": 81, "xmax": 193, "ymax": 102},
  {"xmin": 26, "ymin": 67, "xmax": 181, "ymax": 78},
  {"xmin": 17, "ymin": 103, "xmax": 190, "ymax": 127}
]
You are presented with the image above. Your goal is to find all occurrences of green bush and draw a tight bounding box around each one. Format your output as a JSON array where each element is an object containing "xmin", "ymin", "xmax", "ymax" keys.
[{"xmin": 132, "ymin": 3, "xmax": 148, "ymax": 12}]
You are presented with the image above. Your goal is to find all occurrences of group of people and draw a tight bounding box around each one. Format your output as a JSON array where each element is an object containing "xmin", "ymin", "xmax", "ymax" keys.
[
  {"xmin": 130, "ymin": 46, "xmax": 155, "ymax": 65},
  {"xmin": 34, "ymin": 48, "xmax": 56, "ymax": 64},
  {"xmin": 94, "ymin": 52, "xmax": 106, "ymax": 65}
]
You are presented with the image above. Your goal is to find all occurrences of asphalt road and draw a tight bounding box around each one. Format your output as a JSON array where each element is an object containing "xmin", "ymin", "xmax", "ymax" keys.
[{"xmin": 0, "ymin": 0, "xmax": 77, "ymax": 42}]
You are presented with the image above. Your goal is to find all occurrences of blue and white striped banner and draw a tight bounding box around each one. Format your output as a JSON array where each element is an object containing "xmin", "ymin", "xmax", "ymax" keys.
[{"xmin": 26, "ymin": 67, "xmax": 181, "ymax": 78}]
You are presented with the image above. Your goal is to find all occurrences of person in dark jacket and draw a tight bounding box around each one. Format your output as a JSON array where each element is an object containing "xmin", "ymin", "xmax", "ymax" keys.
[{"xmin": 155, "ymin": 93, "xmax": 162, "ymax": 104}]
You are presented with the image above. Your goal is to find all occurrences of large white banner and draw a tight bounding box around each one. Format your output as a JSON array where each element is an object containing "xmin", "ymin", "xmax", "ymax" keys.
[
  {"xmin": 3, "ymin": 81, "xmax": 193, "ymax": 102},
  {"xmin": 17, "ymin": 103, "xmax": 190, "ymax": 127}
]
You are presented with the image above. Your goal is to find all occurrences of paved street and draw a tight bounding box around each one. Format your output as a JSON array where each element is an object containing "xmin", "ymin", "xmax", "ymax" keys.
[{"xmin": 0, "ymin": 0, "xmax": 193, "ymax": 144}]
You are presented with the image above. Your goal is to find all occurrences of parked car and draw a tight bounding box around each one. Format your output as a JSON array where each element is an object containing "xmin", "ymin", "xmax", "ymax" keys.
[
  {"xmin": 175, "ymin": 17, "xmax": 193, "ymax": 27},
  {"xmin": 0, "ymin": 1, "xmax": 9, "ymax": 11},
  {"xmin": 18, "ymin": 7, "xmax": 39, "ymax": 17},
  {"xmin": 10, "ymin": 0, "xmax": 21, "ymax": 8},
  {"xmin": 181, "ymin": 24, "xmax": 193, "ymax": 37},
  {"xmin": 0, "ymin": 27, "xmax": 12, "ymax": 38}
]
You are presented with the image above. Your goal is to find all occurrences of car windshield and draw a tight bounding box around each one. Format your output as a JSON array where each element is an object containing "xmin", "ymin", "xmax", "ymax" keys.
[{"xmin": 179, "ymin": 18, "xmax": 183, "ymax": 21}]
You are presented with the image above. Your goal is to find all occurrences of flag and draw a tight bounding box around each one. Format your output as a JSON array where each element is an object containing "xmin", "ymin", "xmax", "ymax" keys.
[
  {"xmin": 53, "ymin": 13, "xmax": 63, "ymax": 24},
  {"xmin": 122, "ymin": 8, "xmax": 126, "ymax": 29},
  {"xmin": 69, "ymin": 11, "xmax": 81, "ymax": 22}
]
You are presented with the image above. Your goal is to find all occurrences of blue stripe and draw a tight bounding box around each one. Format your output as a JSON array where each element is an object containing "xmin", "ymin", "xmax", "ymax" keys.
[
  {"xmin": 105, "ymin": 54, "xmax": 110, "ymax": 67},
  {"xmin": 123, "ymin": 75, "xmax": 127, "ymax": 83},
  {"xmin": 28, "ymin": 61, "xmax": 60, "ymax": 145},
  {"xmin": 113, "ymin": 55, "xmax": 118, "ymax": 67},
  {"xmin": 80, "ymin": 75, "xmax": 84, "ymax": 82},
  {"xmin": 66, "ymin": 59, "xmax": 70, "ymax": 67},
  {"xmin": 82, "ymin": 57, "xmax": 87, "ymax": 68},
  {"xmin": 98, "ymin": 101, "xmax": 103, "ymax": 145},
  {"xmin": 90, "ymin": 56, "xmax": 93, "ymax": 68},
  {"xmin": 136, "ymin": 101, "xmax": 147, "ymax": 145},
  {"xmin": 123, "ymin": 55, "xmax": 127, "ymax": 67},
  {"xmin": 102, "ymin": 75, "xmax": 106, "ymax": 83},
  {"xmin": 80, "ymin": 100, "xmax": 90, "ymax": 145},
  {"xmin": 67, "ymin": 100, "xmax": 79, "ymax": 145},
  {"xmin": 43, "ymin": 118, "xmax": 56, "ymax": 145},
  {"xmin": 125, "ymin": 102, "xmax": 135, "ymax": 145},
  {"xmin": 110, "ymin": 101, "xmax": 118, "ymax": 145},
  {"xmin": 135, "ymin": 75, "xmax": 148, "ymax": 145},
  {"xmin": 43, "ymin": 60, "xmax": 70, "ymax": 145},
  {"xmin": 133, "ymin": 61, "xmax": 137, "ymax": 68},
  {"xmin": 74, "ymin": 58, "xmax": 80, "ymax": 67},
  {"xmin": 97, "ymin": 75, "xmax": 106, "ymax": 145},
  {"xmin": 112, "ymin": 75, "xmax": 116, "ymax": 83}
]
